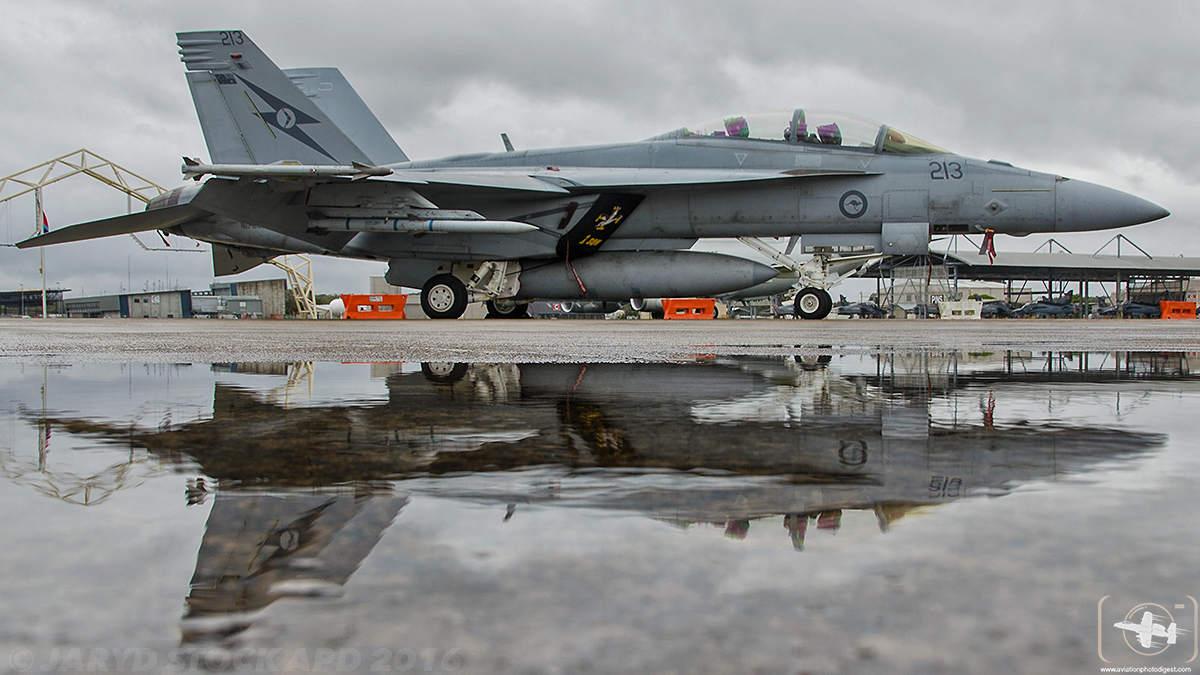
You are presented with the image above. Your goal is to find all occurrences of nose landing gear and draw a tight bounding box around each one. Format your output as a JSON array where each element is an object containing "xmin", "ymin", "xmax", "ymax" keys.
[{"xmin": 794, "ymin": 287, "xmax": 833, "ymax": 320}]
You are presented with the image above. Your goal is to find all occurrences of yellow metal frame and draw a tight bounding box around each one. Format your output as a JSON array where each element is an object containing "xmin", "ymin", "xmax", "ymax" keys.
[
  {"xmin": 1, "ymin": 149, "xmax": 319, "ymax": 318},
  {"xmin": 0, "ymin": 149, "xmax": 166, "ymax": 205},
  {"xmin": 268, "ymin": 255, "xmax": 319, "ymax": 319}
]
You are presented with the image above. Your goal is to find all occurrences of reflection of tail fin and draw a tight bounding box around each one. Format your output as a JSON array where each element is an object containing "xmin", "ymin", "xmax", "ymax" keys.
[
  {"xmin": 178, "ymin": 30, "xmax": 373, "ymax": 166},
  {"xmin": 1168, "ymin": 622, "xmax": 1178, "ymax": 645}
]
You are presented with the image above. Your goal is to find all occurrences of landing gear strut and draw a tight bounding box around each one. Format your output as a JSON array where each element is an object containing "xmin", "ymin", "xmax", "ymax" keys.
[
  {"xmin": 794, "ymin": 287, "xmax": 833, "ymax": 320},
  {"xmin": 421, "ymin": 274, "xmax": 469, "ymax": 319},
  {"xmin": 734, "ymin": 237, "xmax": 885, "ymax": 321}
]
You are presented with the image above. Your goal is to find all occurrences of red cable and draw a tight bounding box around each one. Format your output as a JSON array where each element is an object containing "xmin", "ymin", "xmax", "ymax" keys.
[{"xmin": 564, "ymin": 241, "xmax": 587, "ymax": 294}]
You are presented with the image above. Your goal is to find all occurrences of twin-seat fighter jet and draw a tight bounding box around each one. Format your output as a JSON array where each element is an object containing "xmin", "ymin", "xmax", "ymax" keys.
[{"xmin": 18, "ymin": 30, "xmax": 1169, "ymax": 319}]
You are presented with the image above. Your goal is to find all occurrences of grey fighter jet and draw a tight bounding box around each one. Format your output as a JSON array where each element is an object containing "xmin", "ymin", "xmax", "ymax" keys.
[{"xmin": 18, "ymin": 30, "xmax": 1169, "ymax": 319}]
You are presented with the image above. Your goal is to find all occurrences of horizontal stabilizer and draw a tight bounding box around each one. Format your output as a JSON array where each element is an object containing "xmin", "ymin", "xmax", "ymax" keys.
[{"xmin": 16, "ymin": 204, "xmax": 210, "ymax": 249}]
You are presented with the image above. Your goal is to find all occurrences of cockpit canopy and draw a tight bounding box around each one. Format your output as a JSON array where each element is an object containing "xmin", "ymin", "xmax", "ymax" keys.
[{"xmin": 657, "ymin": 109, "xmax": 947, "ymax": 154}]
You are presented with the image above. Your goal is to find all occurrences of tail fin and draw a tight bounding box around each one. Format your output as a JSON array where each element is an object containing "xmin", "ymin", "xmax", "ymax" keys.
[
  {"xmin": 284, "ymin": 67, "xmax": 408, "ymax": 165},
  {"xmin": 178, "ymin": 30, "xmax": 373, "ymax": 166}
]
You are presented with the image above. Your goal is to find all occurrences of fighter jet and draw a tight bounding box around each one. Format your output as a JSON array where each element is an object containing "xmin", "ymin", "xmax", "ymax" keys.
[
  {"xmin": 17, "ymin": 30, "xmax": 1169, "ymax": 319},
  {"xmin": 1115, "ymin": 611, "xmax": 1178, "ymax": 650}
]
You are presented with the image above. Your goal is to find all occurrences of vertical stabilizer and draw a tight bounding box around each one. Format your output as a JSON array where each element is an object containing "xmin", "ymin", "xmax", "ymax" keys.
[
  {"xmin": 285, "ymin": 67, "xmax": 408, "ymax": 165},
  {"xmin": 178, "ymin": 30, "xmax": 372, "ymax": 166}
]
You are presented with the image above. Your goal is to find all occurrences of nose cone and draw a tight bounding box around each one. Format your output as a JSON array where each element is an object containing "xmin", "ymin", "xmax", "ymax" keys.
[{"xmin": 1056, "ymin": 179, "xmax": 1169, "ymax": 232}]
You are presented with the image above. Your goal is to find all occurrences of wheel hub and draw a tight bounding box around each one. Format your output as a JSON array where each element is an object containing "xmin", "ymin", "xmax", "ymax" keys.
[{"xmin": 428, "ymin": 285, "xmax": 455, "ymax": 312}]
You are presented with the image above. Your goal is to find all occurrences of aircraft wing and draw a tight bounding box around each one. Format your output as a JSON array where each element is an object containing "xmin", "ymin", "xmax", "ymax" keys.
[
  {"xmin": 177, "ymin": 165, "xmax": 875, "ymax": 194},
  {"xmin": 528, "ymin": 166, "xmax": 879, "ymax": 189},
  {"xmin": 15, "ymin": 204, "xmax": 210, "ymax": 249},
  {"xmin": 389, "ymin": 170, "xmax": 572, "ymax": 194},
  {"xmin": 389, "ymin": 166, "xmax": 879, "ymax": 193}
]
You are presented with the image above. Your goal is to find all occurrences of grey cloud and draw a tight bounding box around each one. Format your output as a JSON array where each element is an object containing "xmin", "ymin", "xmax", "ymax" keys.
[{"xmin": 0, "ymin": 0, "xmax": 1195, "ymax": 298}]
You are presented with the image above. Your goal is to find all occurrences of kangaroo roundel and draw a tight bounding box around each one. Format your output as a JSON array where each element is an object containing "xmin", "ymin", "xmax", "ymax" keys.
[
  {"xmin": 276, "ymin": 108, "xmax": 297, "ymax": 130},
  {"xmin": 839, "ymin": 190, "xmax": 868, "ymax": 219}
]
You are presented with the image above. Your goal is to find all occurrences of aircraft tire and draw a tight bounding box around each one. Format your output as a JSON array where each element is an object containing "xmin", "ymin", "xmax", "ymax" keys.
[
  {"xmin": 795, "ymin": 288, "xmax": 833, "ymax": 320},
  {"xmin": 421, "ymin": 274, "xmax": 469, "ymax": 319},
  {"xmin": 421, "ymin": 362, "xmax": 468, "ymax": 384},
  {"xmin": 485, "ymin": 299, "xmax": 530, "ymax": 319}
]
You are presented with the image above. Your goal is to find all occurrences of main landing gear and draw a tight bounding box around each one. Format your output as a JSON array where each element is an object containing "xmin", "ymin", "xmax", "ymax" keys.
[
  {"xmin": 420, "ymin": 274, "xmax": 468, "ymax": 320},
  {"xmin": 420, "ymin": 261, "xmax": 523, "ymax": 320},
  {"xmin": 485, "ymin": 298, "xmax": 530, "ymax": 319},
  {"xmin": 794, "ymin": 287, "xmax": 833, "ymax": 320},
  {"xmin": 421, "ymin": 271, "xmax": 529, "ymax": 319}
]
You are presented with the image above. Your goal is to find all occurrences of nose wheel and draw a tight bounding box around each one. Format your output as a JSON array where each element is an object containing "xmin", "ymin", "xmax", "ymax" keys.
[
  {"xmin": 421, "ymin": 274, "xmax": 469, "ymax": 319},
  {"xmin": 794, "ymin": 287, "xmax": 832, "ymax": 320}
]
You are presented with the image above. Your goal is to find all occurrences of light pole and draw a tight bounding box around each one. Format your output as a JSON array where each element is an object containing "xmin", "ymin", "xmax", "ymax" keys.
[{"xmin": 35, "ymin": 187, "xmax": 47, "ymax": 319}]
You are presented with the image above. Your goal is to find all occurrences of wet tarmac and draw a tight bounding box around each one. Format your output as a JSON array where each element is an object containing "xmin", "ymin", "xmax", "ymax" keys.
[{"xmin": 2, "ymin": 323, "xmax": 1200, "ymax": 673}]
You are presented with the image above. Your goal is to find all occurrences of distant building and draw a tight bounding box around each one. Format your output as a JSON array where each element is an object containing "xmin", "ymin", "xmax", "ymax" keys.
[
  {"xmin": 66, "ymin": 290, "xmax": 193, "ymax": 318},
  {"xmin": 209, "ymin": 279, "xmax": 287, "ymax": 318},
  {"xmin": 62, "ymin": 284, "xmax": 286, "ymax": 319},
  {"xmin": 0, "ymin": 289, "xmax": 68, "ymax": 317},
  {"xmin": 191, "ymin": 294, "xmax": 264, "ymax": 319},
  {"xmin": 123, "ymin": 291, "xmax": 193, "ymax": 318},
  {"xmin": 64, "ymin": 294, "xmax": 122, "ymax": 318}
]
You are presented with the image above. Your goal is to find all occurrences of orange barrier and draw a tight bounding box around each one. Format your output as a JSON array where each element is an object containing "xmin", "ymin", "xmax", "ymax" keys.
[
  {"xmin": 1160, "ymin": 301, "xmax": 1196, "ymax": 320},
  {"xmin": 661, "ymin": 298, "xmax": 716, "ymax": 320},
  {"xmin": 342, "ymin": 294, "xmax": 407, "ymax": 319}
]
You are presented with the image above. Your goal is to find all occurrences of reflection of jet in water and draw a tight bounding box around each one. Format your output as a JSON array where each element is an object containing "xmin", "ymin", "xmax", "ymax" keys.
[
  {"xmin": 1115, "ymin": 611, "xmax": 1178, "ymax": 649},
  {"xmin": 14, "ymin": 355, "xmax": 1178, "ymax": 650},
  {"xmin": 32, "ymin": 356, "xmax": 1169, "ymax": 551},
  {"xmin": 434, "ymin": 361, "xmax": 1164, "ymax": 535}
]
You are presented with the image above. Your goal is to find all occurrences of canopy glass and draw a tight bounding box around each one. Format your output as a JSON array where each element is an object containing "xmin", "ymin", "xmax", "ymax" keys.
[{"xmin": 669, "ymin": 109, "xmax": 948, "ymax": 154}]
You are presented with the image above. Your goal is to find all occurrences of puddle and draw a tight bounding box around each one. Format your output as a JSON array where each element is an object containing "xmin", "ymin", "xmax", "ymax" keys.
[{"xmin": 1, "ymin": 352, "xmax": 1197, "ymax": 673}]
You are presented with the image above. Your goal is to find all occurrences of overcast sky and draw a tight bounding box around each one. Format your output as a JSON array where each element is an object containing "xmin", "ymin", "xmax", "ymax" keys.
[{"xmin": 1, "ymin": 0, "xmax": 1197, "ymax": 298}]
